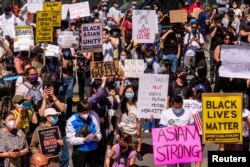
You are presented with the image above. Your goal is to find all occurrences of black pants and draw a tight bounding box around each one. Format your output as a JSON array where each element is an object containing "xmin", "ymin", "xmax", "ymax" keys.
[{"xmin": 72, "ymin": 149, "xmax": 101, "ymax": 167}]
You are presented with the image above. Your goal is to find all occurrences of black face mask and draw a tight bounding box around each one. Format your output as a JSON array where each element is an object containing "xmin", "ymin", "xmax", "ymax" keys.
[
  {"xmin": 179, "ymin": 74, "xmax": 187, "ymax": 80},
  {"xmin": 195, "ymin": 92, "xmax": 202, "ymax": 100},
  {"xmin": 197, "ymin": 2, "xmax": 201, "ymax": 6}
]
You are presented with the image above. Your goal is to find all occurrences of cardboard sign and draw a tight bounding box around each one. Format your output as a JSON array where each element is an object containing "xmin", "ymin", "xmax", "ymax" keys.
[
  {"xmin": 124, "ymin": 59, "xmax": 144, "ymax": 78},
  {"xmin": 61, "ymin": 4, "xmax": 70, "ymax": 20},
  {"xmin": 27, "ymin": 0, "xmax": 44, "ymax": 13},
  {"xmin": 43, "ymin": 2, "xmax": 62, "ymax": 27},
  {"xmin": 137, "ymin": 74, "xmax": 169, "ymax": 119},
  {"xmin": 170, "ymin": 10, "xmax": 187, "ymax": 23},
  {"xmin": 152, "ymin": 126, "xmax": 202, "ymax": 165},
  {"xmin": 14, "ymin": 26, "xmax": 34, "ymax": 52},
  {"xmin": 81, "ymin": 23, "xmax": 102, "ymax": 52},
  {"xmin": 38, "ymin": 127, "xmax": 60, "ymax": 158},
  {"xmin": 192, "ymin": 8, "xmax": 201, "ymax": 19},
  {"xmin": 90, "ymin": 61, "xmax": 120, "ymax": 79},
  {"xmin": 219, "ymin": 45, "xmax": 250, "ymax": 79},
  {"xmin": 58, "ymin": 31, "xmax": 79, "ymax": 48},
  {"xmin": 202, "ymin": 93, "xmax": 243, "ymax": 143},
  {"xmin": 36, "ymin": 12, "xmax": 53, "ymax": 43},
  {"xmin": 132, "ymin": 10, "xmax": 157, "ymax": 43},
  {"xmin": 69, "ymin": 2, "xmax": 90, "ymax": 19}
]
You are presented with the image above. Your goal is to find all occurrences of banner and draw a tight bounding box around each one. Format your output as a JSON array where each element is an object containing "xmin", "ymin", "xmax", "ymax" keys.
[
  {"xmin": 27, "ymin": 0, "xmax": 44, "ymax": 13},
  {"xmin": 152, "ymin": 126, "xmax": 202, "ymax": 165},
  {"xmin": 69, "ymin": 2, "xmax": 90, "ymax": 19},
  {"xmin": 90, "ymin": 61, "xmax": 120, "ymax": 79},
  {"xmin": 14, "ymin": 26, "xmax": 34, "ymax": 52},
  {"xmin": 137, "ymin": 74, "xmax": 169, "ymax": 119},
  {"xmin": 61, "ymin": 4, "xmax": 70, "ymax": 20},
  {"xmin": 219, "ymin": 45, "xmax": 250, "ymax": 79},
  {"xmin": 38, "ymin": 127, "xmax": 60, "ymax": 158},
  {"xmin": 132, "ymin": 10, "xmax": 157, "ymax": 43},
  {"xmin": 36, "ymin": 12, "xmax": 53, "ymax": 43},
  {"xmin": 58, "ymin": 31, "xmax": 79, "ymax": 48},
  {"xmin": 43, "ymin": 2, "xmax": 62, "ymax": 27},
  {"xmin": 81, "ymin": 23, "xmax": 102, "ymax": 52},
  {"xmin": 202, "ymin": 93, "xmax": 243, "ymax": 143},
  {"xmin": 170, "ymin": 10, "xmax": 187, "ymax": 23},
  {"xmin": 124, "ymin": 59, "xmax": 144, "ymax": 78}
]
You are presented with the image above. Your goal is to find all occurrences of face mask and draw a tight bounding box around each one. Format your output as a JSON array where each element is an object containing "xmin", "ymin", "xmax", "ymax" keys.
[
  {"xmin": 120, "ymin": 56, "xmax": 126, "ymax": 62},
  {"xmin": 103, "ymin": 6, "xmax": 108, "ymax": 11},
  {"xmin": 125, "ymin": 92, "xmax": 134, "ymax": 100},
  {"xmin": 63, "ymin": 51, "xmax": 71, "ymax": 58},
  {"xmin": 29, "ymin": 76, "xmax": 38, "ymax": 84},
  {"xmin": 160, "ymin": 66, "xmax": 166, "ymax": 72},
  {"xmin": 197, "ymin": 2, "xmax": 201, "ymax": 6},
  {"xmin": 5, "ymin": 120, "xmax": 15, "ymax": 130},
  {"xmin": 173, "ymin": 108, "xmax": 183, "ymax": 114},
  {"xmin": 80, "ymin": 113, "xmax": 89, "ymax": 120},
  {"xmin": 50, "ymin": 115, "xmax": 58, "ymax": 125},
  {"xmin": 5, "ymin": 12, "xmax": 11, "ymax": 16},
  {"xmin": 154, "ymin": 6, "xmax": 158, "ymax": 10},
  {"xmin": 192, "ymin": 28, "xmax": 197, "ymax": 34},
  {"xmin": 232, "ymin": 4, "xmax": 237, "ymax": 9},
  {"xmin": 132, "ymin": 5, "xmax": 137, "ymax": 9},
  {"xmin": 179, "ymin": 73, "xmax": 187, "ymax": 80},
  {"xmin": 146, "ymin": 58, "xmax": 153, "ymax": 65},
  {"xmin": 93, "ymin": 9, "xmax": 99, "ymax": 14},
  {"xmin": 112, "ymin": 31, "xmax": 118, "ymax": 36},
  {"xmin": 107, "ymin": 20, "xmax": 114, "ymax": 27}
]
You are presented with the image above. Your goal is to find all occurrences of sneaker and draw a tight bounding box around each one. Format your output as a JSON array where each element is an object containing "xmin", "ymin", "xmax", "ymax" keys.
[
  {"xmin": 137, "ymin": 152, "xmax": 143, "ymax": 161},
  {"xmin": 144, "ymin": 129, "xmax": 150, "ymax": 133}
]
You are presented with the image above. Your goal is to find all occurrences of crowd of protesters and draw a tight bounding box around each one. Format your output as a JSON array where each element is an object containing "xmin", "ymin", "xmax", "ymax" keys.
[{"xmin": 0, "ymin": 0, "xmax": 249, "ymax": 167}]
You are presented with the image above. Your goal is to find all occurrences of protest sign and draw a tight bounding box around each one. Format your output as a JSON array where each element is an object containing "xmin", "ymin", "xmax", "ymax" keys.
[
  {"xmin": 202, "ymin": 93, "xmax": 243, "ymax": 143},
  {"xmin": 219, "ymin": 45, "xmax": 250, "ymax": 79},
  {"xmin": 27, "ymin": 0, "xmax": 44, "ymax": 13},
  {"xmin": 36, "ymin": 12, "xmax": 53, "ymax": 43},
  {"xmin": 2, "ymin": 24, "xmax": 15, "ymax": 38},
  {"xmin": 132, "ymin": 10, "xmax": 157, "ymax": 43},
  {"xmin": 124, "ymin": 59, "xmax": 144, "ymax": 78},
  {"xmin": 192, "ymin": 8, "xmax": 201, "ymax": 19},
  {"xmin": 62, "ymin": 4, "xmax": 70, "ymax": 20},
  {"xmin": 69, "ymin": 2, "xmax": 90, "ymax": 19},
  {"xmin": 90, "ymin": 61, "xmax": 120, "ymax": 79},
  {"xmin": 170, "ymin": 10, "xmax": 187, "ymax": 23},
  {"xmin": 44, "ymin": 44, "xmax": 60, "ymax": 57},
  {"xmin": 81, "ymin": 23, "xmax": 102, "ymax": 52},
  {"xmin": 14, "ymin": 26, "xmax": 34, "ymax": 52},
  {"xmin": 137, "ymin": 74, "xmax": 169, "ymax": 119},
  {"xmin": 38, "ymin": 126, "xmax": 60, "ymax": 158},
  {"xmin": 58, "ymin": 31, "xmax": 79, "ymax": 48},
  {"xmin": 43, "ymin": 2, "xmax": 62, "ymax": 27},
  {"xmin": 152, "ymin": 125, "xmax": 202, "ymax": 165}
]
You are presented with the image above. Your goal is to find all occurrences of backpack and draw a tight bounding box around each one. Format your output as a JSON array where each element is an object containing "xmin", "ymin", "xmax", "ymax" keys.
[
  {"xmin": 23, "ymin": 82, "xmax": 43, "ymax": 108},
  {"xmin": 43, "ymin": 63, "xmax": 61, "ymax": 84}
]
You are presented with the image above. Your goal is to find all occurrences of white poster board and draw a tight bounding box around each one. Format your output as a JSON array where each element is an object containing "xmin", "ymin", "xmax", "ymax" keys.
[
  {"xmin": 43, "ymin": 44, "xmax": 60, "ymax": 57},
  {"xmin": 137, "ymin": 74, "xmax": 169, "ymax": 119},
  {"xmin": 183, "ymin": 100, "xmax": 202, "ymax": 114},
  {"xmin": 58, "ymin": 31, "xmax": 79, "ymax": 48},
  {"xmin": 14, "ymin": 26, "xmax": 34, "ymax": 52},
  {"xmin": 61, "ymin": 4, "xmax": 70, "ymax": 20},
  {"xmin": 27, "ymin": 0, "xmax": 44, "ymax": 13},
  {"xmin": 219, "ymin": 45, "xmax": 250, "ymax": 79},
  {"xmin": 69, "ymin": 2, "xmax": 90, "ymax": 19},
  {"xmin": 132, "ymin": 10, "xmax": 157, "ymax": 43},
  {"xmin": 124, "ymin": 59, "xmax": 144, "ymax": 78}
]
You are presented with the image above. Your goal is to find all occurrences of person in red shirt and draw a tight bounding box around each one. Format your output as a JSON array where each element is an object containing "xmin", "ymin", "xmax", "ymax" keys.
[{"xmin": 189, "ymin": 0, "xmax": 203, "ymax": 14}]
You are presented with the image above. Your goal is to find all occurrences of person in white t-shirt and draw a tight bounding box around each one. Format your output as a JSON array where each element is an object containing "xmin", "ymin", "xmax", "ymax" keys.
[
  {"xmin": 159, "ymin": 95, "xmax": 194, "ymax": 167},
  {"xmin": 102, "ymin": 28, "xmax": 114, "ymax": 61},
  {"xmin": 108, "ymin": 1, "xmax": 121, "ymax": 25}
]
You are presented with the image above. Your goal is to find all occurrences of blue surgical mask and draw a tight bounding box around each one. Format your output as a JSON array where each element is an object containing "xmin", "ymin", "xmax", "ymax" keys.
[
  {"xmin": 63, "ymin": 51, "xmax": 71, "ymax": 58},
  {"xmin": 160, "ymin": 66, "xmax": 166, "ymax": 71},
  {"xmin": 21, "ymin": 101, "xmax": 32, "ymax": 110},
  {"xmin": 172, "ymin": 108, "xmax": 183, "ymax": 114},
  {"xmin": 29, "ymin": 76, "xmax": 38, "ymax": 84},
  {"xmin": 50, "ymin": 115, "xmax": 58, "ymax": 125},
  {"xmin": 125, "ymin": 92, "xmax": 134, "ymax": 100}
]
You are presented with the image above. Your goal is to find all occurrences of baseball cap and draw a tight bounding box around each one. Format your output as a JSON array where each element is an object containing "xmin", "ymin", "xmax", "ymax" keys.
[{"xmin": 44, "ymin": 108, "xmax": 61, "ymax": 117}]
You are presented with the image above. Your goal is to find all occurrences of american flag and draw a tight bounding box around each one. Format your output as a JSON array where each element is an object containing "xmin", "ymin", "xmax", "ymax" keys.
[{"xmin": 193, "ymin": 112, "xmax": 202, "ymax": 134}]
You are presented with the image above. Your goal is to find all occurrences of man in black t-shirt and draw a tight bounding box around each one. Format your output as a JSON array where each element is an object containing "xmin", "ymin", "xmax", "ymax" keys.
[{"xmin": 240, "ymin": 14, "xmax": 250, "ymax": 43}]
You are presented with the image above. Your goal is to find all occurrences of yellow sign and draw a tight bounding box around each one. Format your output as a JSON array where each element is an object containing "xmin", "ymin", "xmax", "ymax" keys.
[
  {"xmin": 36, "ymin": 11, "xmax": 53, "ymax": 43},
  {"xmin": 170, "ymin": 10, "xmax": 187, "ymax": 23},
  {"xmin": 43, "ymin": 2, "xmax": 62, "ymax": 27},
  {"xmin": 202, "ymin": 93, "xmax": 243, "ymax": 143}
]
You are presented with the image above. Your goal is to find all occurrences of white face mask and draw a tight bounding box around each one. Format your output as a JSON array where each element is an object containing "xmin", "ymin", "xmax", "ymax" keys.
[
  {"xmin": 80, "ymin": 113, "xmax": 89, "ymax": 120},
  {"xmin": 120, "ymin": 56, "xmax": 126, "ymax": 62},
  {"xmin": 5, "ymin": 120, "xmax": 16, "ymax": 130}
]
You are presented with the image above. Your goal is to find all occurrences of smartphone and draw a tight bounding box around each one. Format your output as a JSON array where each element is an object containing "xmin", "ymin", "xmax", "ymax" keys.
[{"xmin": 12, "ymin": 149, "xmax": 20, "ymax": 152}]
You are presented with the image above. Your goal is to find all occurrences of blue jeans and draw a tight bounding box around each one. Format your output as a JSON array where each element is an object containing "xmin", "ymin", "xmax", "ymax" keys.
[
  {"xmin": 163, "ymin": 54, "xmax": 178, "ymax": 73},
  {"xmin": 59, "ymin": 137, "xmax": 70, "ymax": 167},
  {"xmin": 143, "ymin": 119, "xmax": 156, "ymax": 131}
]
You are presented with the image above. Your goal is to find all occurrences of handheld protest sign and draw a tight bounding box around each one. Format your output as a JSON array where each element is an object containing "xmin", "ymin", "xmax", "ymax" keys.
[
  {"xmin": 124, "ymin": 59, "xmax": 144, "ymax": 78},
  {"xmin": 152, "ymin": 125, "xmax": 202, "ymax": 165},
  {"xmin": 36, "ymin": 11, "xmax": 53, "ymax": 43},
  {"xmin": 81, "ymin": 23, "xmax": 103, "ymax": 52},
  {"xmin": 90, "ymin": 61, "xmax": 120, "ymax": 79},
  {"xmin": 68, "ymin": 1, "xmax": 90, "ymax": 19},
  {"xmin": 43, "ymin": 2, "xmax": 62, "ymax": 27},
  {"xmin": 202, "ymin": 93, "xmax": 243, "ymax": 143},
  {"xmin": 57, "ymin": 31, "xmax": 79, "ymax": 49},
  {"xmin": 137, "ymin": 74, "xmax": 169, "ymax": 119},
  {"xmin": 38, "ymin": 126, "xmax": 60, "ymax": 158},
  {"xmin": 14, "ymin": 26, "xmax": 34, "ymax": 52},
  {"xmin": 27, "ymin": 0, "xmax": 44, "ymax": 14},
  {"xmin": 170, "ymin": 10, "xmax": 187, "ymax": 23}
]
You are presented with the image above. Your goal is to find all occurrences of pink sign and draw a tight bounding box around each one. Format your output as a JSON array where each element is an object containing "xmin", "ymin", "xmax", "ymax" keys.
[{"xmin": 152, "ymin": 125, "xmax": 202, "ymax": 166}]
